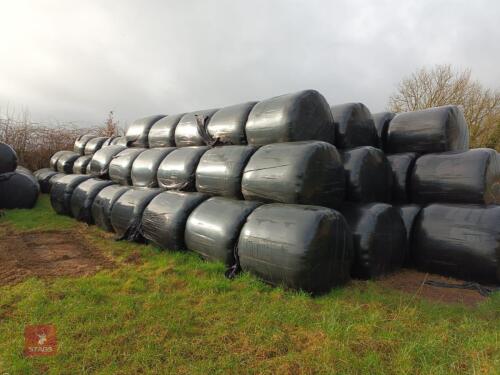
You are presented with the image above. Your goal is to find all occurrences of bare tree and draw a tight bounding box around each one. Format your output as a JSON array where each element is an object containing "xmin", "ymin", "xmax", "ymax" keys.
[{"xmin": 388, "ymin": 65, "xmax": 500, "ymax": 150}]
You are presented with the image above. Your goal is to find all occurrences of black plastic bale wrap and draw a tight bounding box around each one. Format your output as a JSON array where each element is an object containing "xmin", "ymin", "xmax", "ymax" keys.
[
  {"xmin": 396, "ymin": 204, "xmax": 422, "ymax": 244},
  {"xmin": 69, "ymin": 178, "xmax": 114, "ymax": 223},
  {"xmin": 412, "ymin": 204, "xmax": 500, "ymax": 284},
  {"xmin": 48, "ymin": 173, "xmax": 65, "ymax": 189},
  {"xmin": 185, "ymin": 197, "xmax": 262, "ymax": 265},
  {"xmin": 72, "ymin": 155, "xmax": 92, "ymax": 174},
  {"xmin": 342, "ymin": 146, "xmax": 392, "ymax": 203},
  {"xmin": 91, "ymin": 185, "xmax": 130, "ymax": 232},
  {"xmin": 109, "ymin": 148, "xmax": 146, "ymax": 185},
  {"xmin": 157, "ymin": 146, "xmax": 209, "ymax": 190},
  {"xmin": 148, "ymin": 114, "xmax": 185, "ymax": 148},
  {"xmin": 330, "ymin": 103, "xmax": 378, "ymax": 149},
  {"xmin": 245, "ymin": 90, "xmax": 335, "ymax": 146},
  {"xmin": 338, "ymin": 203, "xmax": 408, "ymax": 279},
  {"xmin": 387, "ymin": 152, "xmax": 419, "ymax": 203},
  {"xmin": 126, "ymin": 115, "xmax": 166, "ymax": 148},
  {"xmin": 49, "ymin": 150, "xmax": 70, "ymax": 171},
  {"xmin": 0, "ymin": 142, "xmax": 18, "ymax": 173},
  {"xmin": 74, "ymin": 134, "xmax": 94, "ymax": 155},
  {"xmin": 0, "ymin": 170, "xmax": 39, "ymax": 209},
  {"xmin": 110, "ymin": 188, "xmax": 162, "ymax": 241},
  {"xmin": 50, "ymin": 174, "xmax": 93, "ymax": 215},
  {"xmin": 131, "ymin": 148, "xmax": 175, "ymax": 188},
  {"xmin": 207, "ymin": 102, "xmax": 257, "ymax": 145},
  {"xmin": 238, "ymin": 204, "xmax": 353, "ymax": 294},
  {"xmin": 195, "ymin": 145, "xmax": 256, "ymax": 198},
  {"xmin": 88, "ymin": 145, "xmax": 127, "ymax": 178},
  {"xmin": 242, "ymin": 141, "xmax": 345, "ymax": 208},
  {"xmin": 35, "ymin": 169, "xmax": 58, "ymax": 193},
  {"xmin": 142, "ymin": 191, "xmax": 209, "ymax": 250},
  {"xmin": 386, "ymin": 105, "xmax": 469, "ymax": 154},
  {"xmin": 174, "ymin": 109, "xmax": 219, "ymax": 147},
  {"xmin": 372, "ymin": 112, "xmax": 395, "ymax": 150},
  {"xmin": 110, "ymin": 136, "xmax": 128, "ymax": 147},
  {"xmin": 84, "ymin": 137, "xmax": 109, "ymax": 155},
  {"xmin": 411, "ymin": 148, "xmax": 499, "ymax": 205},
  {"xmin": 56, "ymin": 151, "xmax": 80, "ymax": 174},
  {"xmin": 33, "ymin": 168, "xmax": 52, "ymax": 179}
]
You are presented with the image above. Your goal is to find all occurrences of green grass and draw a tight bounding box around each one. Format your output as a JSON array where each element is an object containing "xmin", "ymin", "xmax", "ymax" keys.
[{"xmin": 0, "ymin": 195, "xmax": 499, "ymax": 374}]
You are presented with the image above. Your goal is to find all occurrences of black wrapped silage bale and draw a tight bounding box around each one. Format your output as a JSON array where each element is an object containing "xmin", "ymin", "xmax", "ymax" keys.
[
  {"xmin": 174, "ymin": 109, "xmax": 219, "ymax": 147},
  {"xmin": 126, "ymin": 115, "xmax": 165, "ymax": 148},
  {"xmin": 50, "ymin": 174, "xmax": 93, "ymax": 215},
  {"xmin": 338, "ymin": 203, "xmax": 408, "ymax": 279},
  {"xmin": 396, "ymin": 204, "xmax": 422, "ymax": 245},
  {"xmin": 110, "ymin": 136, "xmax": 128, "ymax": 147},
  {"xmin": 412, "ymin": 204, "xmax": 500, "ymax": 284},
  {"xmin": 387, "ymin": 152, "xmax": 419, "ymax": 203},
  {"xmin": 207, "ymin": 102, "xmax": 257, "ymax": 145},
  {"xmin": 157, "ymin": 146, "xmax": 209, "ymax": 190},
  {"xmin": 330, "ymin": 103, "xmax": 378, "ymax": 149},
  {"xmin": 109, "ymin": 148, "xmax": 146, "ymax": 186},
  {"xmin": 56, "ymin": 151, "xmax": 80, "ymax": 174},
  {"xmin": 245, "ymin": 90, "xmax": 335, "ymax": 146},
  {"xmin": 91, "ymin": 185, "xmax": 130, "ymax": 232},
  {"xmin": 141, "ymin": 191, "xmax": 209, "ymax": 250},
  {"xmin": 72, "ymin": 155, "xmax": 92, "ymax": 174},
  {"xmin": 242, "ymin": 141, "xmax": 345, "ymax": 208},
  {"xmin": 88, "ymin": 145, "xmax": 127, "ymax": 178},
  {"xmin": 386, "ymin": 105, "xmax": 469, "ymax": 154},
  {"xmin": 196, "ymin": 145, "xmax": 256, "ymax": 198},
  {"xmin": 0, "ymin": 170, "xmax": 39, "ymax": 209},
  {"xmin": 70, "ymin": 178, "xmax": 114, "ymax": 223},
  {"xmin": 48, "ymin": 173, "xmax": 65, "ymax": 189},
  {"xmin": 238, "ymin": 204, "xmax": 353, "ymax": 294},
  {"xmin": 411, "ymin": 149, "xmax": 499, "ymax": 205},
  {"xmin": 49, "ymin": 150, "xmax": 69, "ymax": 171},
  {"xmin": 131, "ymin": 147, "xmax": 175, "ymax": 188},
  {"xmin": 185, "ymin": 197, "xmax": 262, "ymax": 265},
  {"xmin": 372, "ymin": 111, "xmax": 395, "ymax": 150},
  {"xmin": 74, "ymin": 134, "xmax": 94, "ymax": 155},
  {"xmin": 148, "ymin": 114, "xmax": 185, "ymax": 148},
  {"xmin": 84, "ymin": 137, "xmax": 109, "ymax": 155},
  {"xmin": 0, "ymin": 142, "xmax": 18, "ymax": 173},
  {"xmin": 33, "ymin": 168, "xmax": 52, "ymax": 179},
  {"xmin": 35, "ymin": 169, "xmax": 59, "ymax": 193}
]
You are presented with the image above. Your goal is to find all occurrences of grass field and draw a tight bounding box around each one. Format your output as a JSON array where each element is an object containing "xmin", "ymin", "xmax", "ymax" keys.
[{"xmin": 0, "ymin": 196, "xmax": 499, "ymax": 374}]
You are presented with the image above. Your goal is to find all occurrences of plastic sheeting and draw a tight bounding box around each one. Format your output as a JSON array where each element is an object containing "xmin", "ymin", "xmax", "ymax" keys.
[
  {"xmin": 102, "ymin": 137, "xmax": 117, "ymax": 147},
  {"xmin": 0, "ymin": 170, "xmax": 39, "ymax": 209},
  {"xmin": 72, "ymin": 155, "xmax": 92, "ymax": 174},
  {"xmin": 131, "ymin": 148, "xmax": 175, "ymax": 188},
  {"xmin": 207, "ymin": 102, "xmax": 257, "ymax": 145},
  {"xmin": 386, "ymin": 105, "xmax": 469, "ymax": 154},
  {"xmin": 84, "ymin": 137, "xmax": 109, "ymax": 155},
  {"xmin": 396, "ymin": 204, "xmax": 421, "ymax": 244},
  {"xmin": 109, "ymin": 148, "xmax": 146, "ymax": 186},
  {"xmin": 372, "ymin": 112, "xmax": 395, "ymax": 150},
  {"xmin": 56, "ymin": 151, "xmax": 80, "ymax": 174},
  {"xmin": 246, "ymin": 90, "xmax": 335, "ymax": 146},
  {"xmin": 148, "ymin": 114, "xmax": 185, "ymax": 148},
  {"xmin": 330, "ymin": 103, "xmax": 378, "ymax": 149},
  {"xmin": 412, "ymin": 204, "xmax": 500, "ymax": 284},
  {"xmin": 50, "ymin": 174, "xmax": 93, "ymax": 215},
  {"xmin": 387, "ymin": 152, "xmax": 418, "ymax": 203},
  {"xmin": 338, "ymin": 203, "xmax": 407, "ymax": 279},
  {"xmin": 126, "ymin": 115, "xmax": 165, "ymax": 148},
  {"xmin": 342, "ymin": 146, "xmax": 392, "ymax": 203},
  {"xmin": 174, "ymin": 109, "xmax": 219, "ymax": 147},
  {"xmin": 88, "ymin": 145, "xmax": 127, "ymax": 178},
  {"xmin": 185, "ymin": 197, "xmax": 261, "ymax": 265},
  {"xmin": 411, "ymin": 148, "xmax": 499, "ymax": 205},
  {"xmin": 242, "ymin": 141, "xmax": 345, "ymax": 208},
  {"xmin": 0, "ymin": 142, "xmax": 18, "ymax": 173},
  {"xmin": 35, "ymin": 169, "xmax": 58, "ymax": 193},
  {"xmin": 50, "ymin": 150, "xmax": 70, "ymax": 171},
  {"xmin": 91, "ymin": 185, "xmax": 130, "ymax": 232},
  {"xmin": 110, "ymin": 136, "xmax": 128, "ymax": 147},
  {"xmin": 142, "ymin": 191, "xmax": 209, "ymax": 250},
  {"xmin": 74, "ymin": 134, "xmax": 94, "ymax": 155},
  {"xmin": 238, "ymin": 204, "xmax": 353, "ymax": 293},
  {"xmin": 70, "ymin": 178, "xmax": 114, "ymax": 223},
  {"xmin": 196, "ymin": 145, "xmax": 256, "ymax": 198},
  {"xmin": 157, "ymin": 146, "xmax": 209, "ymax": 190}
]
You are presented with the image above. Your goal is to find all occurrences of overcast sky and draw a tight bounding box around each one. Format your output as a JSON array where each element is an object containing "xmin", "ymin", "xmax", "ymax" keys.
[{"xmin": 0, "ymin": 0, "xmax": 499, "ymax": 128}]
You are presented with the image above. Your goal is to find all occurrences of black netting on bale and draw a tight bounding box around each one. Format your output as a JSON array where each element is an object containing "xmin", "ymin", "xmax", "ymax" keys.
[
  {"xmin": 35, "ymin": 169, "xmax": 58, "ymax": 193},
  {"xmin": 396, "ymin": 204, "xmax": 421, "ymax": 245},
  {"xmin": 196, "ymin": 145, "xmax": 256, "ymax": 198},
  {"xmin": 386, "ymin": 105, "xmax": 469, "ymax": 154},
  {"xmin": 49, "ymin": 150, "xmax": 69, "ymax": 171},
  {"xmin": 91, "ymin": 185, "xmax": 130, "ymax": 232},
  {"xmin": 342, "ymin": 146, "xmax": 392, "ymax": 203},
  {"xmin": 0, "ymin": 142, "xmax": 18, "ymax": 173},
  {"xmin": 69, "ymin": 178, "xmax": 114, "ymax": 223},
  {"xmin": 246, "ymin": 90, "xmax": 334, "ymax": 146},
  {"xmin": 74, "ymin": 135, "xmax": 94, "ymax": 155},
  {"xmin": 110, "ymin": 136, "xmax": 128, "ymax": 147},
  {"xmin": 372, "ymin": 112, "xmax": 395, "ymax": 150},
  {"xmin": 126, "ymin": 115, "xmax": 166, "ymax": 148},
  {"xmin": 84, "ymin": 137, "xmax": 109, "ymax": 155},
  {"xmin": 148, "ymin": 114, "xmax": 185, "ymax": 148},
  {"xmin": 157, "ymin": 146, "xmax": 209, "ymax": 190},
  {"xmin": 88, "ymin": 145, "xmax": 127, "ymax": 178},
  {"xmin": 412, "ymin": 204, "xmax": 500, "ymax": 284},
  {"xmin": 387, "ymin": 152, "xmax": 419, "ymax": 203},
  {"xmin": 185, "ymin": 197, "xmax": 262, "ymax": 265},
  {"xmin": 131, "ymin": 148, "xmax": 175, "ymax": 188},
  {"xmin": 0, "ymin": 170, "xmax": 39, "ymax": 209},
  {"xmin": 109, "ymin": 148, "xmax": 146, "ymax": 186},
  {"xmin": 330, "ymin": 103, "xmax": 378, "ymax": 149},
  {"xmin": 338, "ymin": 203, "xmax": 408, "ymax": 279},
  {"xmin": 242, "ymin": 141, "xmax": 345, "ymax": 208},
  {"xmin": 174, "ymin": 109, "xmax": 219, "ymax": 147},
  {"xmin": 56, "ymin": 151, "xmax": 80, "ymax": 174},
  {"xmin": 207, "ymin": 102, "xmax": 257, "ymax": 145},
  {"xmin": 110, "ymin": 188, "xmax": 161, "ymax": 241},
  {"xmin": 142, "ymin": 191, "xmax": 209, "ymax": 250},
  {"xmin": 72, "ymin": 155, "xmax": 92, "ymax": 174},
  {"xmin": 50, "ymin": 174, "xmax": 93, "ymax": 215},
  {"xmin": 238, "ymin": 204, "xmax": 353, "ymax": 294},
  {"xmin": 411, "ymin": 149, "xmax": 499, "ymax": 205}
]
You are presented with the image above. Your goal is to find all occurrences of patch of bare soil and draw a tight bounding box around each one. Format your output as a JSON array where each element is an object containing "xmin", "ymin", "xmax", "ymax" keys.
[{"xmin": 0, "ymin": 230, "xmax": 114, "ymax": 286}]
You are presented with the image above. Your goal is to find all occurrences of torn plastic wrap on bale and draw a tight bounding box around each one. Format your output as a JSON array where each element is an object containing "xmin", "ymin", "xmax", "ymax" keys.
[
  {"xmin": 70, "ymin": 178, "xmax": 114, "ymax": 223},
  {"xmin": 109, "ymin": 148, "xmax": 146, "ymax": 186},
  {"xmin": 207, "ymin": 102, "xmax": 257, "ymax": 145},
  {"xmin": 412, "ymin": 204, "xmax": 500, "ymax": 284},
  {"xmin": 0, "ymin": 142, "xmax": 18, "ymax": 173},
  {"xmin": 157, "ymin": 146, "xmax": 209, "ymax": 190},
  {"xmin": 74, "ymin": 135, "xmax": 94, "ymax": 155},
  {"xmin": 174, "ymin": 109, "xmax": 219, "ymax": 147},
  {"xmin": 50, "ymin": 174, "xmax": 93, "ymax": 215},
  {"xmin": 131, "ymin": 147, "xmax": 175, "ymax": 188},
  {"xmin": 88, "ymin": 145, "xmax": 127, "ymax": 179},
  {"xmin": 125, "ymin": 115, "xmax": 165, "ymax": 148},
  {"xmin": 330, "ymin": 103, "xmax": 378, "ymax": 149},
  {"xmin": 56, "ymin": 151, "xmax": 80, "ymax": 174},
  {"xmin": 91, "ymin": 185, "xmax": 130, "ymax": 232},
  {"xmin": 372, "ymin": 112, "xmax": 395, "ymax": 150},
  {"xmin": 242, "ymin": 141, "xmax": 345, "ymax": 208},
  {"xmin": 387, "ymin": 152, "xmax": 419, "ymax": 203},
  {"xmin": 148, "ymin": 114, "xmax": 185, "ymax": 148},
  {"xmin": 238, "ymin": 204, "xmax": 353, "ymax": 294},
  {"xmin": 72, "ymin": 155, "xmax": 92, "ymax": 174},
  {"xmin": 0, "ymin": 170, "xmax": 39, "ymax": 209},
  {"xmin": 84, "ymin": 137, "xmax": 109, "ymax": 155}
]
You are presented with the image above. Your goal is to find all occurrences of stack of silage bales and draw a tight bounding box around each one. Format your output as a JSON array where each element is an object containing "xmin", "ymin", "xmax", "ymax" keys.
[{"xmin": 44, "ymin": 90, "xmax": 499, "ymax": 293}]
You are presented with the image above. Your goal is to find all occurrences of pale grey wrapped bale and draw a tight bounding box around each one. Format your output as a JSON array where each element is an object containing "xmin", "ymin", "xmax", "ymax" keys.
[
  {"xmin": 126, "ymin": 115, "xmax": 166, "ymax": 147},
  {"xmin": 0, "ymin": 142, "xmax": 18, "ymax": 173},
  {"xmin": 56, "ymin": 151, "xmax": 80, "ymax": 174},
  {"xmin": 50, "ymin": 174, "xmax": 93, "ymax": 215},
  {"xmin": 91, "ymin": 185, "xmax": 130, "ymax": 232},
  {"xmin": 207, "ymin": 102, "xmax": 257, "ymax": 145},
  {"xmin": 88, "ymin": 145, "xmax": 127, "ymax": 178},
  {"xmin": 131, "ymin": 148, "xmax": 175, "ymax": 188},
  {"xmin": 157, "ymin": 146, "xmax": 209, "ymax": 190},
  {"xmin": 148, "ymin": 114, "xmax": 185, "ymax": 148},
  {"xmin": 386, "ymin": 152, "xmax": 419, "ymax": 203},
  {"xmin": 372, "ymin": 112, "xmax": 395, "ymax": 150},
  {"xmin": 110, "ymin": 136, "xmax": 128, "ymax": 147},
  {"xmin": 109, "ymin": 148, "xmax": 146, "ymax": 186},
  {"xmin": 70, "ymin": 178, "xmax": 114, "ymax": 223},
  {"xmin": 74, "ymin": 134, "xmax": 95, "ymax": 155},
  {"xmin": 72, "ymin": 155, "xmax": 92, "ymax": 174},
  {"xmin": 330, "ymin": 103, "xmax": 378, "ymax": 149},
  {"xmin": 174, "ymin": 109, "xmax": 219, "ymax": 147},
  {"xmin": 50, "ymin": 150, "xmax": 70, "ymax": 171},
  {"xmin": 84, "ymin": 137, "xmax": 109, "ymax": 155}
]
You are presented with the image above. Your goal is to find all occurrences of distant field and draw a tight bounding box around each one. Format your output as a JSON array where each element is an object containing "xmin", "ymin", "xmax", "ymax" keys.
[{"xmin": 0, "ymin": 196, "xmax": 499, "ymax": 374}]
